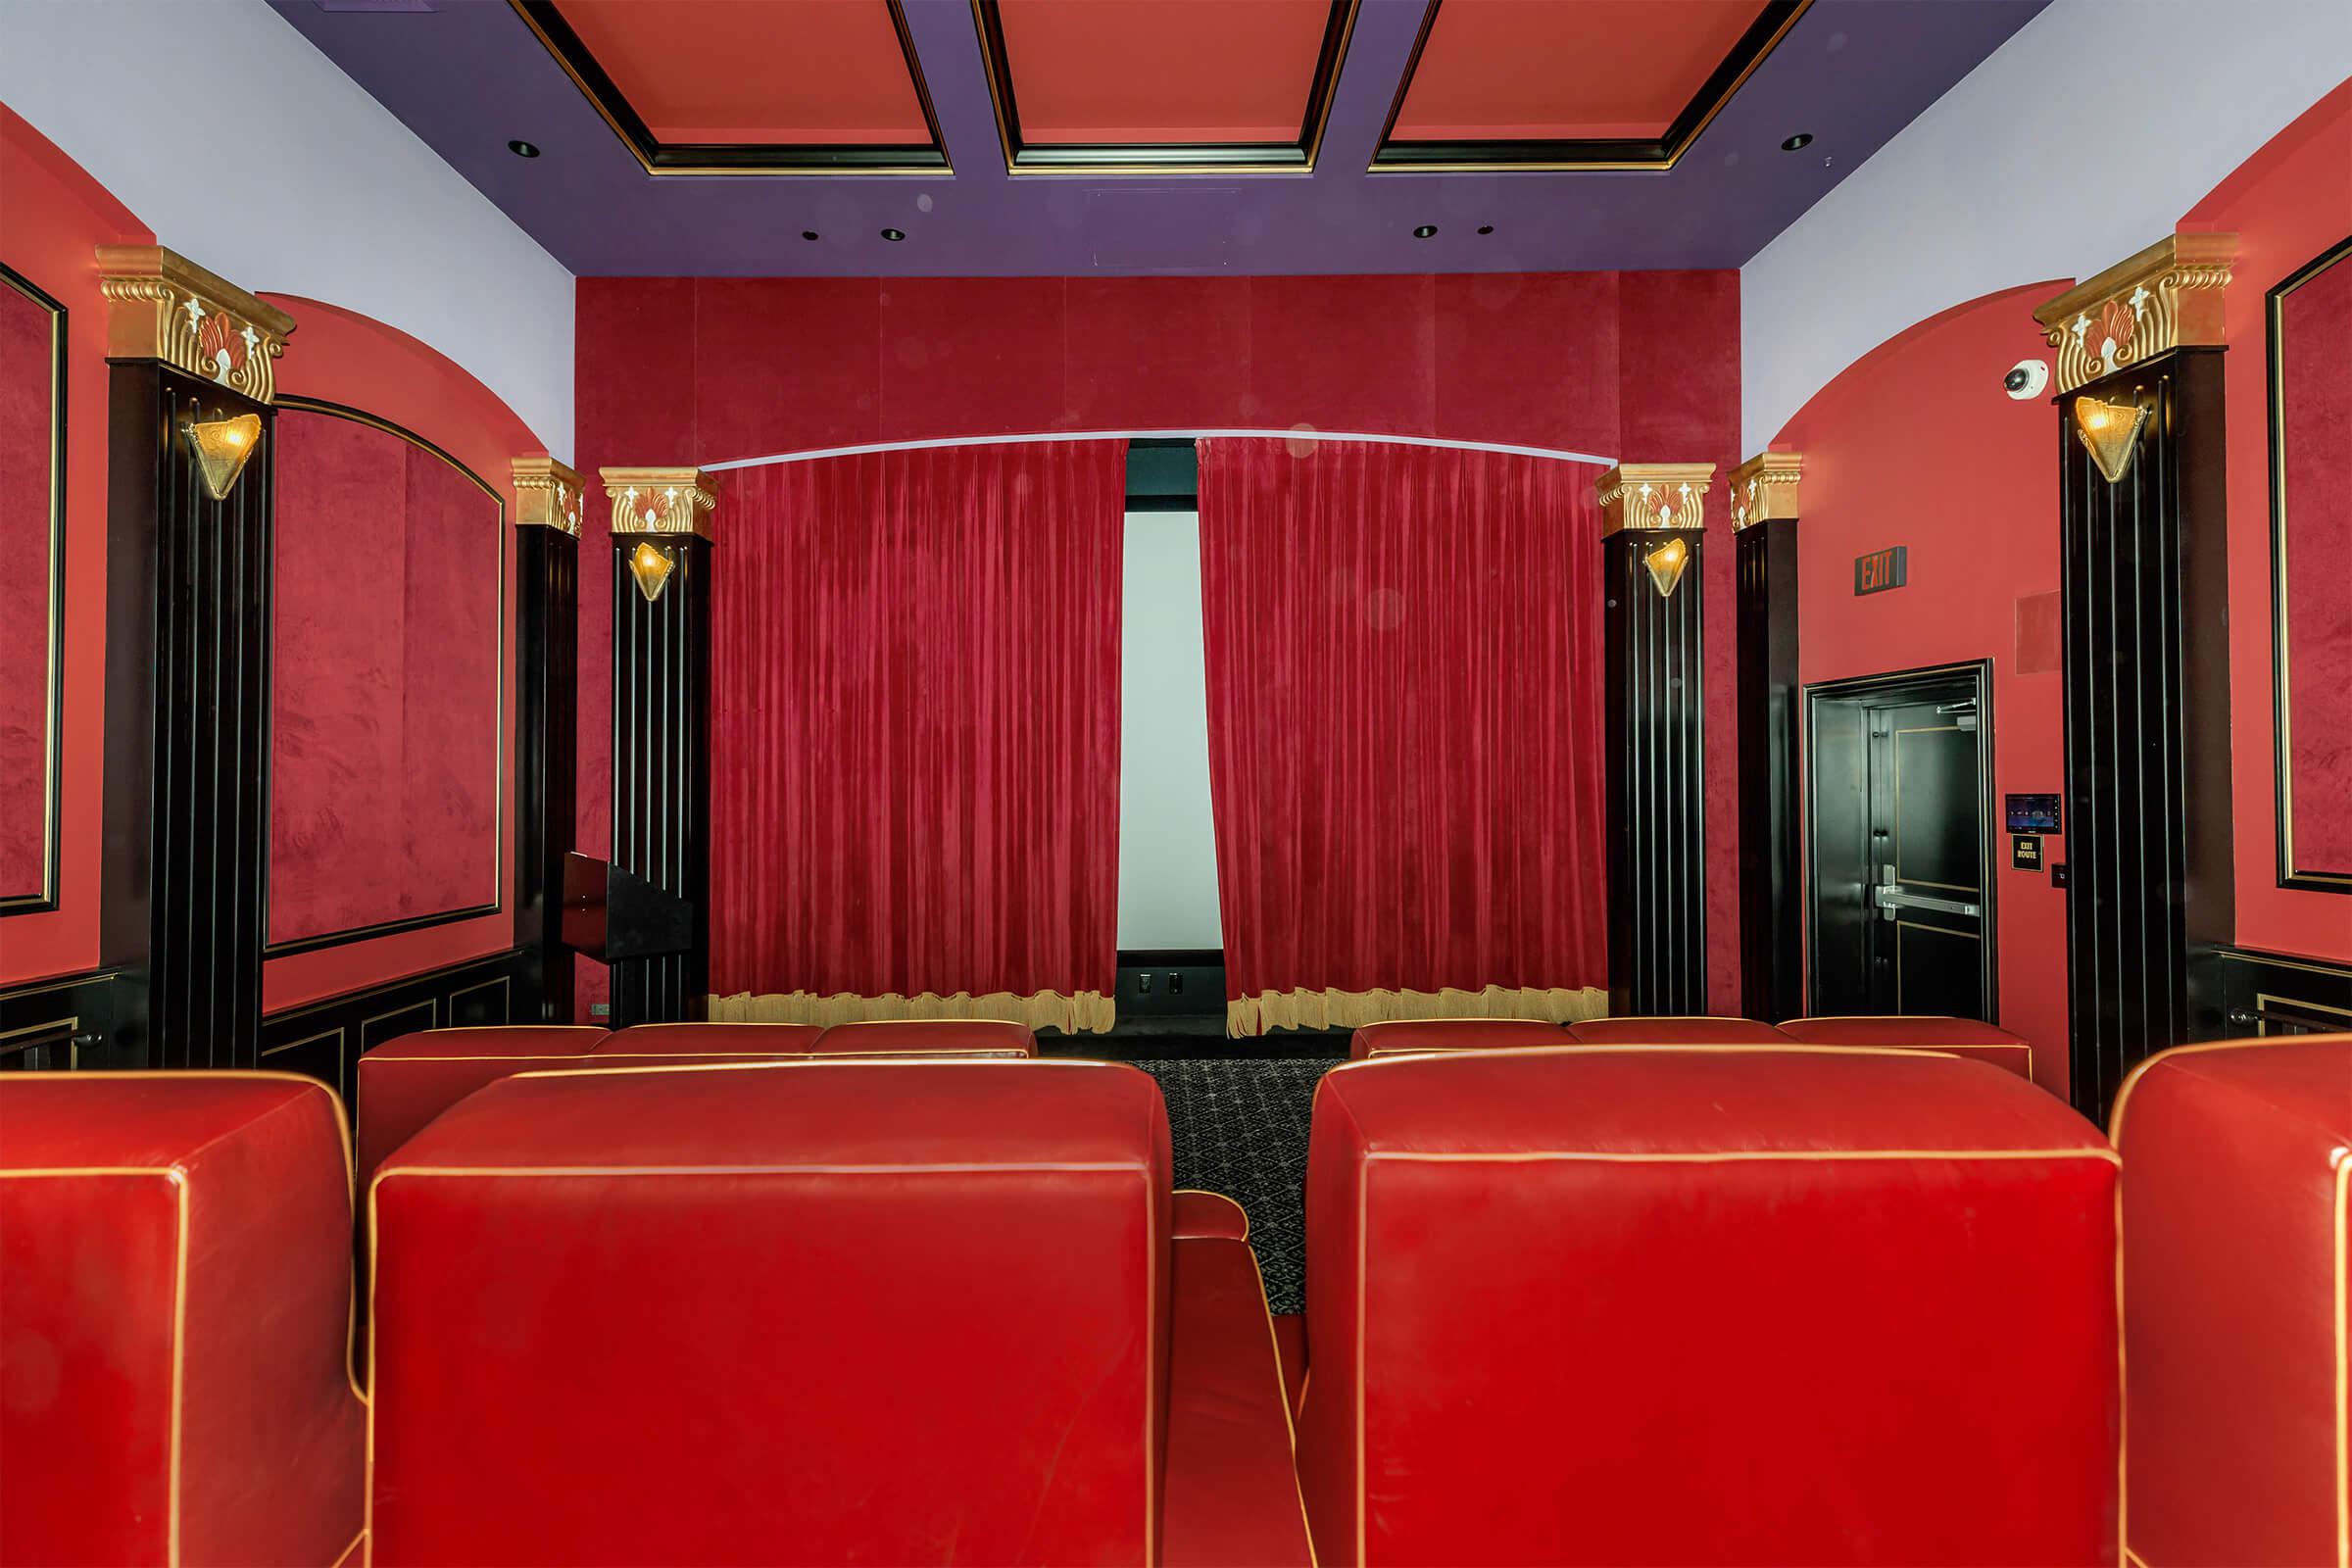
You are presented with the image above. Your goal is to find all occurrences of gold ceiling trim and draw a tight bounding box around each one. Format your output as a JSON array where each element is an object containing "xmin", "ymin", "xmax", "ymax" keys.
[
  {"xmin": 96, "ymin": 246, "xmax": 295, "ymax": 405},
  {"xmin": 603, "ymin": 466, "xmax": 717, "ymax": 538},
  {"xmin": 1596, "ymin": 463, "xmax": 1716, "ymax": 535},
  {"xmin": 513, "ymin": 456, "xmax": 586, "ymax": 536},
  {"xmin": 1729, "ymin": 451, "xmax": 1802, "ymax": 529},
  {"xmin": 2031, "ymin": 233, "xmax": 2236, "ymax": 396}
]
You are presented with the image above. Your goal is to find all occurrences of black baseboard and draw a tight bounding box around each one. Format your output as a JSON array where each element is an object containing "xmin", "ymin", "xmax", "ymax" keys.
[
  {"xmin": 258, "ymin": 948, "xmax": 526, "ymax": 1109},
  {"xmin": 0, "ymin": 967, "xmax": 145, "ymax": 1071}
]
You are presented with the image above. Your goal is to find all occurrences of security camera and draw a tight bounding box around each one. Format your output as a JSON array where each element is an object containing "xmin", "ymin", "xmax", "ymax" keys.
[{"xmin": 2004, "ymin": 360, "xmax": 2050, "ymax": 400}]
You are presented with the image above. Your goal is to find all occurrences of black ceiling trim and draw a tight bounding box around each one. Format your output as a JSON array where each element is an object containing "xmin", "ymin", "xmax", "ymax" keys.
[
  {"xmin": 512, "ymin": 0, "xmax": 951, "ymax": 175},
  {"xmin": 1371, "ymin": 0, "xmax": 1811, "ymax": 172}
]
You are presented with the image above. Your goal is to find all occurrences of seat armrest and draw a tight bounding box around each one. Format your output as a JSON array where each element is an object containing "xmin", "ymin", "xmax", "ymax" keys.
[
  {"xmin": 1172, "ymin": 1188, "xmax": 1250, "ymax": 1241},
  {"xmin": 1162, "ymin": 1234, "xmax": 1314, "ymax": 1566}
]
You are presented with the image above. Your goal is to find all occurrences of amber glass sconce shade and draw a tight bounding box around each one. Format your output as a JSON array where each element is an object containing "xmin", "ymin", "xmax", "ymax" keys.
[
  {"xmin": 629, "ymin": 539, "xmax": 680, "ymax": 603},
  {"xmin": 181, "ymin": 405, "xmax": 263, "ymax": 501},
  {"xmin": 1643, "ymin": 534, "xmax": 1691, "ymax": 598},
  {"xmin": 2073, "ymin": 395, "xmax": 2150, "ymax": 484}
]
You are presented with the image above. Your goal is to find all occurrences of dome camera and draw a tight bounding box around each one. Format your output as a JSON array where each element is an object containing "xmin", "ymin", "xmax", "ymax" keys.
[{"xmin": 2004, "ymin": 359, "xmax": 2050, "ymax": 400}]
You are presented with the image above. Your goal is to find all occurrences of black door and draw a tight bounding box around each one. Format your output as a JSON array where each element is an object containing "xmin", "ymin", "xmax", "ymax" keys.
[{"xmin": 1806, "ymin": 663, "xmax": 1996, "ymax": 1020}]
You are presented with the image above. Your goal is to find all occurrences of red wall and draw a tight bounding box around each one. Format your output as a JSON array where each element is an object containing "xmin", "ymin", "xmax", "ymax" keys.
[
  {"xmin": 1775, "ymin": 284, "xmax": 2073, "ymax": 1099},
  {"xmin": 572, "ymin": 271, "xmax": 1745, "ymax": 1018},
  {"xmin": 0, "ymin": 107, "xmax": 148, "ymax": 985},
  {"xmin": 2185, "ymin": 81, "xmax": 2352, "ymax": 965},
  {"xmin": 259, "ymin": 297, "xmax": 537, "ymax": 1011}
]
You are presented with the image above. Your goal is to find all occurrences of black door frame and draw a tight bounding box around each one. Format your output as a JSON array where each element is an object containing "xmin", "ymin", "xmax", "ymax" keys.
[{"xmin": 1802, "ymin": 658, "xmax": 1999, "ymax": 1019}]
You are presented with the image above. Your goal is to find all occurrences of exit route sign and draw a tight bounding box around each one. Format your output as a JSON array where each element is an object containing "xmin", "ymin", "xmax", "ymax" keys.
[{"xmin": 1854, "ymin": 545, "xmax": 1908, "ymax": 595}]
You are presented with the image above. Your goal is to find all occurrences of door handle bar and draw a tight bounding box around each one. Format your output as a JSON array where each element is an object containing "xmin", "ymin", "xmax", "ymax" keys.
[{"xmin": 1872, "ymin": 885, "xmax": 1981, "ymax": 918}]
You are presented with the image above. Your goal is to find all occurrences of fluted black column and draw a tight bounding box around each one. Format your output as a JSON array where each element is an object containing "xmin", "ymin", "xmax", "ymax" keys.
[
  {"xmin": 1731, "ymin": 453, "xmax": 1803, "ymax": 1022},
  {"xmin": 2033, "ymin": 236, "xmax": 2236, "ymax": 1120},
  {"xmin": 95, "ymin": 248, "xmax": 297, "ymax": 1069},
  {"xmin": 602, "ymin": 468, "xmax": 717, "ymax": 1028},
  {"xmin": 513, "ymin": 459, "xmax": 583, "ymax": 1023},
  {"xmin": 1598, "ymin": 464, "xmax": 1715, "ymax": 1016}
]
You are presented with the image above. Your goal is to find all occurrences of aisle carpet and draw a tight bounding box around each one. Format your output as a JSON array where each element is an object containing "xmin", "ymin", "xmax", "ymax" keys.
[{"xmin": 1125, "ymin": 1057, "xmax": 1333, "ymax": 1314}]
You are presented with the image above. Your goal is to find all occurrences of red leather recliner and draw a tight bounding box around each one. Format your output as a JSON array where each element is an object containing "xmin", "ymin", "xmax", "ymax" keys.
[
  {"xmin": 368, "ymin": 1058, "xmax": 1307, "ymax": 1564},
  {"xmin": 1348, "ymin": 1017, "xmax": 1575, "ymax": 1059},
  {"xmin": 357, "ymin": 1021, "xmax": 1039, "ymax": 1188},
  {"xmin": 1567, "ymin": 1014, "xmax": 1788, "ymax": 1044},
  {"xmin": 1778, "ymin": 1014, "xmax": 2037, "ymax": 1082},
  {"xmin": 2112, "ymin": 1034, "xmax": 2351, "ymax": 1568},
  {"xmin": 1300, "ymin": 1045, "xmax": 2120, "ymax": 1564},
  {"xmin": 0, "ymin": 1072, "xmax": 367, "ymax": 1568}
]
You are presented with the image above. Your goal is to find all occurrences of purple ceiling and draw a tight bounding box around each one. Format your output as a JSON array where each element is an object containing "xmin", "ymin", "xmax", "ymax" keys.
[{"xmin": 270, "ymin": 0, "xmax": 2042, "ymax": 277}]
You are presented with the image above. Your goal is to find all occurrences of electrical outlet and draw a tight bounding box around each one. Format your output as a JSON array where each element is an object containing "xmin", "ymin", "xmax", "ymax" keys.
[
  {"xmin": 1168, "ymin": 972, "xmax": 1184, "ymax": 994},
  {"xmin": 1136, "ymin": 972, "xmax": 1152, "ymax": 994}
]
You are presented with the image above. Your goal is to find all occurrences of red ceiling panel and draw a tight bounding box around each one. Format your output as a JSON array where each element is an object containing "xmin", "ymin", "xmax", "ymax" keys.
[
  {"xmin": 1393, "ymin": 0, "xmax": 1773, "ymax": 142},
  {"xmin": 540, "ymin": 0, "xmax": 935, "ymax": 155},
  {"xmin": 995, "ymin": 0, "xmax": 1336, "ymax": 145}
]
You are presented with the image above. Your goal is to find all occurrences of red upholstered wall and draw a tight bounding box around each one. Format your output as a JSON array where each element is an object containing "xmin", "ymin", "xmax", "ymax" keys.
[
  {"xmin": 1776, "ymin": 285, "xmax": 2070, "ymax": 1099},
  {"xmin": 0, "ymin": 263, "xmax": 56, "ymax": 902},
  {"xmin": 573, "ymin": 271, "xmax": 1743, "ymax": 1017},
  {"xmin": 2185, "ymin": 81, "xmax": 2352, "ymax": 961},
  {"xmin": 0, "ymin": 107, "xmax": 149, "ymax": 985},
  {"xmin": 260, "ymin": 298, "xmax": 533, "ymax": 1011}
]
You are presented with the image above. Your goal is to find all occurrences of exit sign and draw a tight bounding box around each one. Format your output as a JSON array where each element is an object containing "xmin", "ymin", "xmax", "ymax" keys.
[{"xmin": 1854, "ymin": 546, "xmax": 1907, "ymax": 596}]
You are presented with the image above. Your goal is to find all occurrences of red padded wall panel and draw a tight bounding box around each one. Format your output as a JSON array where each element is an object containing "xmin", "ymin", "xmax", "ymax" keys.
[
  {"xmin": 1065, "ymin": 276, "xmax": 1251, "ymax": 431},
  {"xmin": 694, "ymin": 277, "xmax": 882, "ymax": 461},
  {"xmin": 1433, "ymin": 270, "xmax": 1621, "ymax": 454},
  {"xmin": 879, "ymin": 276, "xmax": 1071, "ymax": 440},
  {"xmin": 1244, "ymin": 274, "xmax": 1437, "ymax": 434}
]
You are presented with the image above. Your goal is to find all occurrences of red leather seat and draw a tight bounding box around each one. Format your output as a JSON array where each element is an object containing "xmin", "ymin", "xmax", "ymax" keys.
[
  {"xmin": 355, "ymin": 1025, "xmax": 607, "ymax": 1187},
  {"xmin": 596, "ymin": 1020, "xmax": 826, "ymax": 1056},
  {"xmin": 1, "ymin": 1072, "xmax": 367, "ymax": 1568},
  {"xmin": 1778, "ymin": 1014, "xmax": 2037, "ymax": 1082},
  {"xmin": 809, "ymin": 1018, "xmax": 1037, "ymax": 1056},
  {"xmin": 1300, "ymin": 1046, "xmax": 2120, "ymax": 1564},
  {"xmin": 1348, "ymin": 1017, "xmax": 1575, "ymax": 1059},
  {"xmin": 1567, "ymin": 1014, "xmax": 1787, "ymax": 1044},
  {"xmin": 2111, "ymin": 1035, "xmax": 2350, "ymax": 1568},
  {"xmin": 368, "ymin": 1059, "xmax": 1306, "ymax": 1564}
]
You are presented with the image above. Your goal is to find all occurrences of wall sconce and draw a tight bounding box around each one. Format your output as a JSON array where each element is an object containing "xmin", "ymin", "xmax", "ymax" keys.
[
  {"xmin": 2072, "ymin": 394, "xmax": 2150, "ymax": 484},
  {"xmin": 181, "ymin": 403, "xmax": 262, "ymax": 501},
  {"xmin": 629, "ymin": 539, "xmax": 680, "ymax": 603},
  {"xmin": 1643, "ymin": 535, "xmax": 1691, "ymax": 598}
]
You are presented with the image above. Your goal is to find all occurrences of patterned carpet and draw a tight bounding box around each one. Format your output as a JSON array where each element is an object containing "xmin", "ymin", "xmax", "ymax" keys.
[{"xmin": 1125, "ymin": 1057, "xmax": 1335, "ymax": 1314}]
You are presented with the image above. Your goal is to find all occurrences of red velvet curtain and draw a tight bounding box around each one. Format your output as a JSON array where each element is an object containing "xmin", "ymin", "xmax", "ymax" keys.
[
  {"xmin": 1198, "ymin": 438, "xmax": 1608, "ymax": 1033},
  {"xmin": 709, "ymin": 441, "xmax": 1126, "ymax": 1029}
]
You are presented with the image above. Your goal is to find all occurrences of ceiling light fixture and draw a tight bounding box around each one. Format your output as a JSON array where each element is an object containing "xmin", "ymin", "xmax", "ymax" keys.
[
  {"xmin": 509, "ymin": 139, "xmax": 540, "ymax": 158},
  {"xmin": 1413, "ymin": 224, "xmax": 1437, "ymax": 239},
  {"xmin": 881, "ymin": 227, "xmax": 906, "ymax": 242},
  {"xmin": 1477, "ymin": 224, "xmax": 1494, "ymax": 235},
  {"xmin": 802, "ymin": 230, "xmax": 819, "ymax": 242},
  {"xmin": 1781, "ymin": 133, "xmax": 1813, "ymax": 152}
]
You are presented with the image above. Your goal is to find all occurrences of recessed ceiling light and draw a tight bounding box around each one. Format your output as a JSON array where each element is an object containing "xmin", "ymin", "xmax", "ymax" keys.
[
  {"xmin": 1477, "ymin": 224, "xmax": 1494, "ymax": 235},
  {"xmin": 802, "ymin": 230, "xmax": 819, "ymax": 242},
  {"xmin": 1781, "ymin": 132, "xmax": 1813, "ymax": 152},
  {"xmin": 1413, "ymin": 224, "xmax": 1437, "ymax": 239},
  {"xmin": 508, "ymin": 139, "xmax": 540, "ymax": 158},
  {"xmin": 881, "ymin": 227, "xmax": 906, "ymax": 242}
]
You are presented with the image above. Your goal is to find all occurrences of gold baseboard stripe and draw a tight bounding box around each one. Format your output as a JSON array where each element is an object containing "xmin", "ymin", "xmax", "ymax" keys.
[
  {"xmin": 1229, "ymin": 985, "xmax": 1608, "ymax": 1037},
  {"xmin": 708, "ymin": 988, "xmax": 1115, "ymax": 1035}
]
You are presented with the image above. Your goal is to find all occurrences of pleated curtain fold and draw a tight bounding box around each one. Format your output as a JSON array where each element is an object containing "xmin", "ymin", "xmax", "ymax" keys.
[
  {"xmin": 1197, "ymin": 437, "xmax": 1610, "ymax": 1034},
  {"xmin": 707, "ymin": 441, "xmax": 1126, "ymax": 1032}
]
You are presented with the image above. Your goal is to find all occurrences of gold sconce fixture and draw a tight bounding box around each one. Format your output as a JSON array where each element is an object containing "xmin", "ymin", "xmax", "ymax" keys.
[
  {"xmin": 1643, "ymin": 535, "xmax": 1691, "ymax": 598},
  {"xmin": 629, "ymin": 539, "xmax": 679, "ymax": 603},
  {"xmin": 181, "ymin": 402, "xmax": 263, "ymax": 501},
  {"xmin": 2072, "ymin": 395, "xmax": 2150, "ymax": 484}
]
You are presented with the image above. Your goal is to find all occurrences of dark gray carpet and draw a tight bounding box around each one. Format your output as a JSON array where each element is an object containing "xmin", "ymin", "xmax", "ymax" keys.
[{"xmin": 1125, "ymin": 1057, "xmax": 1333, "ymax": 1314}]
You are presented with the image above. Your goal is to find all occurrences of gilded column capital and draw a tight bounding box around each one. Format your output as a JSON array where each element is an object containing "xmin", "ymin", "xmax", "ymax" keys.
[
  {"xmin": 603, "ymin": 467, "xmax": 718, "ymax": 539},
  {"xmin": 513, "ymin": 456, "xmax": 585, "ymax": 535},
  {"xmin": 2031, "ymin": 233, "xmax": 2236, "ymax": 395},
  {"xmin": 1595, "ymin": 463, "xmax": 1715, "ymax": 535},
  {"xmin": 95, "ymin": 245, "xmax": 296, "ymax": 405},
  {"xmin": 1728, "ymin": 452, "xmax": 1803, "ymax": 529}
]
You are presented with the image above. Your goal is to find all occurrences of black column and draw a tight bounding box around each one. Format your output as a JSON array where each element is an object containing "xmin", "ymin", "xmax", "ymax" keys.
[
  {"xmin": 512, "ymin": 461, "xmax": 581, "ymax": 1023},
  {"xmin": 1598, "ymin": 465, "xmax": 1713, "ymax": 1016},
  {"xmin": 1731, "ymin": 455, "xmax": 1803, "ymax": 1022},
  {"xmin": 2034, "ymin": 238, "xmax": 2235, "ymax": 1121},
  {"xmin": 604, "ymin": 471, "xmax": 715, "ymax": 1028},
  {"xmin": 99, "ymin": 363, "xmax": 274, "ymax": 1068}
]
